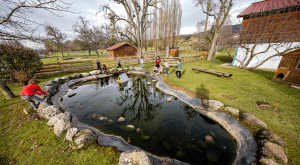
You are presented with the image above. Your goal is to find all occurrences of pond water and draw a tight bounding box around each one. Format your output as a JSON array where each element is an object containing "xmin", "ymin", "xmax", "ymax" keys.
[{"xmin": 62, "ymin": 74, "xmax": 236, "ymax": 165}]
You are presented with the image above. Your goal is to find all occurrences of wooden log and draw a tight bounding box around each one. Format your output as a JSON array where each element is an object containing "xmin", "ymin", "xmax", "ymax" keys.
[{"xmin": 192, "ymin": 67, "xmax": 233, "ymax": 77}]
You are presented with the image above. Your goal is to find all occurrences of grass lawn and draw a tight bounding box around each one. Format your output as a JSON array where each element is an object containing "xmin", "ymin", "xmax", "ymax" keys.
[
  {"xmin": 1, "ymin": 50, "xmax": 299, "ymax": 164},
  {"xmin": 139, "ymin": 53, "xmax": 300, "ymax": 164}
]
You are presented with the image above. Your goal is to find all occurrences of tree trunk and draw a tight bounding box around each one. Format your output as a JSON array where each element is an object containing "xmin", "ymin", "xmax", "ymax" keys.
[
  {"xmin": 137, "ymin": 45, "xmax": 143, "ymax": 64},
  {"xmin": 95, "ymin": 49, "xmax": 99, "ymax": 57},
  {"xmin": 0, "ymin": 77, "xmax": 16, "ymax": 99},
  {"xmin": 207, "ymin": 32, "xmax": 220, "ymax": 61},
  {"xmin": 60, "ymin": 49, "xmax": 64, "ymax": 57},
  {"xmin": 88, "ymin": 48, "xmax": 91, "ymax": 56}
]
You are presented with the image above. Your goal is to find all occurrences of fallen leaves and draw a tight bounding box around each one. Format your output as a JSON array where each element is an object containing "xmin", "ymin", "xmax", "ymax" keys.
[
  {"xmin": 30, "ymin": 143, "xmax": 41, "ymax": 150},
  {"xmin": 63, "ymin": 146, "xmax": 69, "ymax": 152}
]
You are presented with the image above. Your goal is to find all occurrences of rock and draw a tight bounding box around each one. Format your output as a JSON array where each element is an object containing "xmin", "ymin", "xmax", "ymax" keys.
[
  {"xmin": 107, "ymin": 119, "xmax": 114, "ymax": 124},
  {"xmin": 117, "ymin": 68, "xmax": 123, "ymax": 71},
  {"xmin": 202, "ymin": 99, "xmax": 224, "ymax": 111},
  {"xmin": 152, "ymin": 80, "xmax": 157, "ymax": 82},
  {"xmin": 71, "ymin": 73, "xmax": 82, "ymax": 79},
  {"xmin": 42, "ymin": 86, "xmax": 57, "ymax": 96},
  {"xmin": 141, "ymin": 135, "xmax": 150, "ymax": 140},
  {"xmin": 240, "ymin": 113, "xmax": 267, "ymax": 129},
  {"xmin": 118, "ymin": 117, "xmax": 126, "ymax": 122},
  {"xmin": 260, "ymin": 156, "xmax": 284, "ymax": 165},
  {"xmin": 129, "ymin": 66, "xmax": 134, "ymax": 70},
  {"xmin": 90, "ymin": 70, "xmax": 101, "ymax": 75},
  {"xmin": 206, "ymin": 152, "xmax": 219, "ymax": 162},
  {"xmin": 92, "ymin": 114, "xmax": 97, "ymax": 119},
  {"xmin": 81, "ymin": 73, "xmax": 90, "ymax": 77},
  {"xmin": 54, "ymin": 78, "xmax": 63, "ymax": 84},
  {"xmin": 68, "ymin": 93, "xmax": 76, "ymax": 97},
  {"xmin": 126, "ymin": 125, "xmax": 135, "ymax": 131},
  {"xmin": 176, "ymin": 150, "xmax": 186, "ymax": 159},
  {"xmin": 42, "ymin": 80, "xmax": 59, "ymax": 88},
  {"xmin": 38, "ymin": 105, "xmax": 62, "ymax": 119},
  {"xmin": 119, "ymin": 150, "xmax": 151, "ymax": 165},
  {"xmin": 110, "ymin": 68, "xmax": 117, "ymax": 72},
  {"xmin": 123, "ymin": 68, "xmax": 129, "ymax": 70},
  {"xmin": 66, "ymin": 127, "xmax": 78, "ymax": 141},
  {"xmin": 71, "ymin": 129, "xmax": 98, "ymax": 149},
  {"xmin": 209, "ymin": 131, "xmax": 216, "ymax": 137},
  {"xmin": 198, "ymin": 140, "xmax": 207, "ymax": 149},
  {"xmin": 256, "ymin": 101, "xmax": 271, "ymax": 110},
  {"xmin": 133, "ymin": 67, "xmax": 139, "ymax": 71},
  {"xmin": 147, "ymin": 82, "xmax": 151, "ymax": 85},
  {"xmin": 54, "ymin": 120, "xmax": 73, "ymax": 137},
  {"xmin": 61, "ymin": 76, "xmax": 70, "ymax": 81},
  {"xmin": 136, "ymin": 128, "xmax": 142, "ymax": 134},
  {"xmin": 205, "ymin": 135, "xmax": 214, "ymax": 144},
  {"xmin": 257, "ymin": 129, "xmax": 287, "ymax": 147},
  {"xmin": 260, "ymin": 140, "xmax": 288, "ymax": 164},
  {"xmin": 98, "ymin": 116, "xmax": 108, "ymax": 121},
  {"xmin": 225, "ymin": 107, "xmax": 240, "ymax": 116},
  {"xmin": 162, "ymin": 141, "xmax": 171, "ymax": 151},
  {"xmin": 47, "ymin": 112, "xmax": 71, "ymax": 126},
  {"xmin": 167, "ymin": 97, "xmax": 173, "ymax": 102},
  {"xmin": 187, "ymin": 144, "xmax": 198, "ymax": 150}
]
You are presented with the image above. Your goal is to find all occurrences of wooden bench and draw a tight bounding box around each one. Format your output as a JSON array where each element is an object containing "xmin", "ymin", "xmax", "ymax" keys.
[{"xmin": 192, "ymin": 67, "xmax": 233, "ymax": 77}]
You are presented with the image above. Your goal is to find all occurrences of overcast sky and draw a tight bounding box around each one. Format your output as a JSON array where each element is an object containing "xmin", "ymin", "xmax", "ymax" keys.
[{"xmin": 2, "ymin": 0, "xmax": 259, "ymax": 49}]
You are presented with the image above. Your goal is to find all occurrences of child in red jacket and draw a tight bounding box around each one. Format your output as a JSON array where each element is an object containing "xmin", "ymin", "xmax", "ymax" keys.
[
  {"xmin": 155, "ymin": 56, "xmax": 161, "ymax": 68},
  {"xmin": 20, "ymin": 78, "xmax": 51, "ymax": 110}
]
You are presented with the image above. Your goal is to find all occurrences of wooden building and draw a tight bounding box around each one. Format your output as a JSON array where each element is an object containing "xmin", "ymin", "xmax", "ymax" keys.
[
  {"xmin": 273, "ymin": 49, "xmax": 300, "ymax": 86},
  {"xmin": 232, "ymin": 0, "xmax": 300, "ymax": 69},
  {"xmin": 106, "ymin": 43, "xmax": 137, "ymax": 59},
  {"xmin": 169, "ymin": 49, "xmax": 179, "ymax": 57}
]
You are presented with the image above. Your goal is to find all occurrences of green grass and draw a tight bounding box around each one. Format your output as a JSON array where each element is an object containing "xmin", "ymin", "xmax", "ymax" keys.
[
  {"xmin": 140, "ymin": 53, "xmax": 300, "ymax": 165},
  {"xmin": 0, "ymin": 72, "xmax": 121, "ymax": 165}
]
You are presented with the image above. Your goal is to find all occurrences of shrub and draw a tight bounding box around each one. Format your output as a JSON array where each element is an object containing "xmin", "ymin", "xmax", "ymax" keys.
[{"xmin": 0, "ymin": 44, "xmax": 43, "ymax": 85}]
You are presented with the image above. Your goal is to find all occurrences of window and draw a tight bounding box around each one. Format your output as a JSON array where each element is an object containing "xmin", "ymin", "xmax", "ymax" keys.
[{"xmin": 296, "ymin": 59, "xmax": 300, "ymax": 69}]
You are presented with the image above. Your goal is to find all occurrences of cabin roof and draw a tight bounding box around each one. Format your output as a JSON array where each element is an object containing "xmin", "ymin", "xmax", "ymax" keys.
[
  {"xmin": 238, "ymin": 0, "xmax": 299, "ymax": 18},
  {"xmin": 170, "ymin": 49, "xmax": 178, "ymax": 51},
  {"xmin": 106, "ymin": 43, "xmax": 136, "ymax": 51}
]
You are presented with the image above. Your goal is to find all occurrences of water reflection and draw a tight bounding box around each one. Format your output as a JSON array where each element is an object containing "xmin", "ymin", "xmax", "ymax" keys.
[{"xmin": 116, "ymin": 77, "xmax": 161, "ymax": 123}]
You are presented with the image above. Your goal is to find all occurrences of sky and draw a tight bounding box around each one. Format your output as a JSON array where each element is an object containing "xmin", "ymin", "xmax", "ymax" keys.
[{"xmin": 1, "ymin": 0, "xmax": 259, "ymax": 49}]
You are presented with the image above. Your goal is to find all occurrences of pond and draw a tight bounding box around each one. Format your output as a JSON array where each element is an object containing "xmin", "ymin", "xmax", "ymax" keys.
[{"xmin": 61, "ymin": 74, "xmax": 236, "ymax": 165}]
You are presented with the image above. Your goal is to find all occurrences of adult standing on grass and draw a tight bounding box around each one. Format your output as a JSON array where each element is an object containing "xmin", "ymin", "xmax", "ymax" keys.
[
  {"xmin": 155, "ymin": 56, "xmax": 161, "ymax": 68},
  {"xmin": 117, "ymin": 58, "xmax": 122, "ymax": 68},
  {"xmin": 20, "ymin": 78, "xmax": 51, "ymax": 111},
  {"xmin": 140, "ymin": 56, "xmax": 144, "ymax": 68},
  {"xmin": 163, "ymin": 60, "xmax": 169, "ymax": 75},
  {"xmin": 96, "ymin": 60, "xmax": 102, "ymax": 71},
  {"xmin": 102, "ymin": 64, "xmax": 107, "ymax": 73},
  {"xmin": 175, "ymin": 59, "xmax": 182, "ymax": 78}
]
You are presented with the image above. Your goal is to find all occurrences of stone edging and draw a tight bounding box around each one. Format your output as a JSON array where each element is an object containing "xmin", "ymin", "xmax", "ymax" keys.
[{"xmin": 34, "ymin": 68, "xmax": 287, "ymax": 165}]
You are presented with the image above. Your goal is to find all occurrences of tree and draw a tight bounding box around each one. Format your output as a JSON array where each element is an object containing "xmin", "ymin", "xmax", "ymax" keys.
[
  {"xmin": 0, "ymin": 43, "xmax": 43, "ymax": 86},
  {"xmin": 225, "ymin": 3, "xmax": 300, "ymax": 69},
  {"xmin": 195, "ymin": 0, "xmax": 233, "ymax": 61},
  {"xmin": 45, "ymin": 24, "xmax": 66, "ymax": 57},
  {"xmin": 99, "ymin": 0, "xmax": 160, "ymax": 63}
]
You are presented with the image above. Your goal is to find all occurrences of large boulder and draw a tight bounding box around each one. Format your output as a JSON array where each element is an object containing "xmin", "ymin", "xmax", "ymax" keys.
[
  {"xmin": 117, "ymin": 68, "xmax": 123, "ymax": 71},
  {"xmin": 119, "ymin": 150, "xmax": 151, "ymax": 165},
  {"xmin": 66, "ymin": 127, "xmax": 78, "ymax": 141},
  {"xmin": 260, "ymin": 156, "xmax": 284, "ymax": 165},
  {"xmin": 129, "ymin": 66, "xmax": 134, "ymax": 70},
  {"xmin": 90, "ymin": 70, "xmax": 101, "ymax": 75},
  {"xmin": 43, "ymin": 80, "xmax": 59, "ymax": 88},
  {"xmin": 54, "ymin": 78, "xmax": 64, "ymax": 84},
  {"xmin": 118, "ymin": 117, "xmax": 125, "ymax": 122},
  {"xmin": 61, "ymin": 76, "xmax": 70, "ymax": 81},
  {"xmin": 257, "ymin": 129, "xmax": 287, "ymax": 147},
  {"xmin": 54, "ymin": 120, "xmax": 73, "ymax": 137},
  {"xmin": 225, "ymin": 107, "xmax": 240, "ymax": 116},
  {"xmin": 38, "ymin": 105, "xmax": 62, "ymax": 119},
  {"xmin": 240, "ymin": 113, "xmax": 267, "ymax": 129},
  {"xmin": 47, "ymin": 112, "xmax": 71, "ymax": 126},
  {"xmin": 259, "ymin": 140, "xmax": 288, "ymax": 164},
  {"xmin": 202, "ymin": 99, "xmax": 224, "ymax": 111},
  {"xmin": 110, "ymin": 68, "xmax": 117, "ymax": 72},
  {"xmin": 42, "ymin": 85, "xmax": 57, "ymax": 96},
  {"xmin": 70, "ymin": 129, "xmax": 98, "ymax": 149},
  {"xmin": 71, "ymin": 73, "xmax": 82, "ymax": 79},
  {"xmin": 81, "ymin": 73, "xmax": 90, "ymax": 77}
]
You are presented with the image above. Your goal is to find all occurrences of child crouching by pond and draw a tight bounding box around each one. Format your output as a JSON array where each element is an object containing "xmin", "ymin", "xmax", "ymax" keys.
[{"xmin": 20, "ymin": 78, "xmax": 51, "ymax": 110}]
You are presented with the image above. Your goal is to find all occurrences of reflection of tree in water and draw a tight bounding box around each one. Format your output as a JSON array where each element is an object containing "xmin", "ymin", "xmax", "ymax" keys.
[
  {"xmin": 116, "ymin": 77, "xmax": 161, "ymax": 123},
  {"xmin": 183, "ymin": 104, "xmax": 197, "ymax": 120}
]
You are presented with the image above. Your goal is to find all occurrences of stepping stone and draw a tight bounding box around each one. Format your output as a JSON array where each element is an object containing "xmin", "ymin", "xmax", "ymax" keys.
[
  {"xmin": 167, "ymin": 97, "xmax": 172, "ymax": 102},
  {"xmin": 98, "ymin": 116, "xmax": 108, "ymax": 121},
  {"xmin": 147, "ymin": 82, "xmax": 151, "ymax": 85},
  {"xmin": 257, "ymin": 129, "xmax": 287, "ymax": 147},
  {"xmin": 107, "ymin": 119, "xmax": 114, "ymax": 124},
  {"xmin": 126, "ymin": 125, "xmax": 135, "ymax": 131},
  {"xmin": 92, "ymin": 114, "xmax": 97, "ymax": 119},
  {"xmin": 118, "ymin": 117, "xmax": 125, "ymax": 122},
  {"xmin": 68, "ymin": 93, "xmax": 76, "ymax": 97},
  {"xmin": 256, "ymin": 101, "xmax": 271, "ymax": 109}
]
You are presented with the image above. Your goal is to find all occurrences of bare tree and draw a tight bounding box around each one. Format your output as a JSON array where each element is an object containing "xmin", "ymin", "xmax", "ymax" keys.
[
  {"xmin": 196, "ymin": 0, "xmax": 233, "ymax": 61},
  {"xmin": 45, "ymin": 24, "xmax": 66, "ymax": 57},
  {"xmin": 98, "ymin": 0, "xmax": 161, "ymax": 63},
  {"xmin": 73, "ymin": 16, "xmax": 93, "ymax": 56},
  {"xmin": 226, "ymin": 4, "xmax": 300, "ymax": 69}
]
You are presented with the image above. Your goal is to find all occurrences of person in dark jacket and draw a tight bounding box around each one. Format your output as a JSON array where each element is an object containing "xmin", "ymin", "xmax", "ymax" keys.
[
  {"xmin": 102, "ymin": 64, "xmax": 107, "ymax": 73},
  {"xmin": 96, "ymin": 60, "xmax": 102, "ymax": 70},
  {"xmin": 20, "ymin": 78, "xmax": 51, "ymax": 110}
]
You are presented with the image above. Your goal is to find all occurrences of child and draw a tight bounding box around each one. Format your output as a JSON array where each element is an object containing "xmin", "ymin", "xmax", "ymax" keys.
[
  {"xmin": 175, "ymin": 59, "xmax": 182, "ymax": 78},
  {"xmin": 117, "ymin": 58, "xmax": 122, "ymax": 68},
  {"xmin": 102, "ymin": 64, "xmax": 107, "ymax": 74},
  {"xmin": 162, "ymin": 60, "xmax": 169, "ymax": 75},
  {"xmin": 158, "ymin": 64, "xmax": 164, "ymax": 74},
  {"xmin": 20, "ymin": 78, "xmax": 51, "ymax": 111},
  {"xmin": 155, "ymin": 56, "xmax": 161, "ymax": 68},
  {"xmin": 153, "ymin": 66, "xmax": 159, "ymax": 73},
  {"xmin": 140, "ymin": 56, "xmax": 144, "ymax": 68}
]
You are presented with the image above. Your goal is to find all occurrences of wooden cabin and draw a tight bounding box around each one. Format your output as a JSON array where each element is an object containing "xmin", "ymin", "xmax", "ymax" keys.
[
  {"xmin": 273, "ymin": 49, "xmax": 300, "ymax": 86},
  {"xmin": 106, "ymin": 43, "xmax": 137, "ymax": 59},
  {"xmin": 169, "ymin": 49, "xmax": 179, "ymax": 57},
  {"xmin": 232, "ymin": 0, "xmax": 300, "ymax": 69}
]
